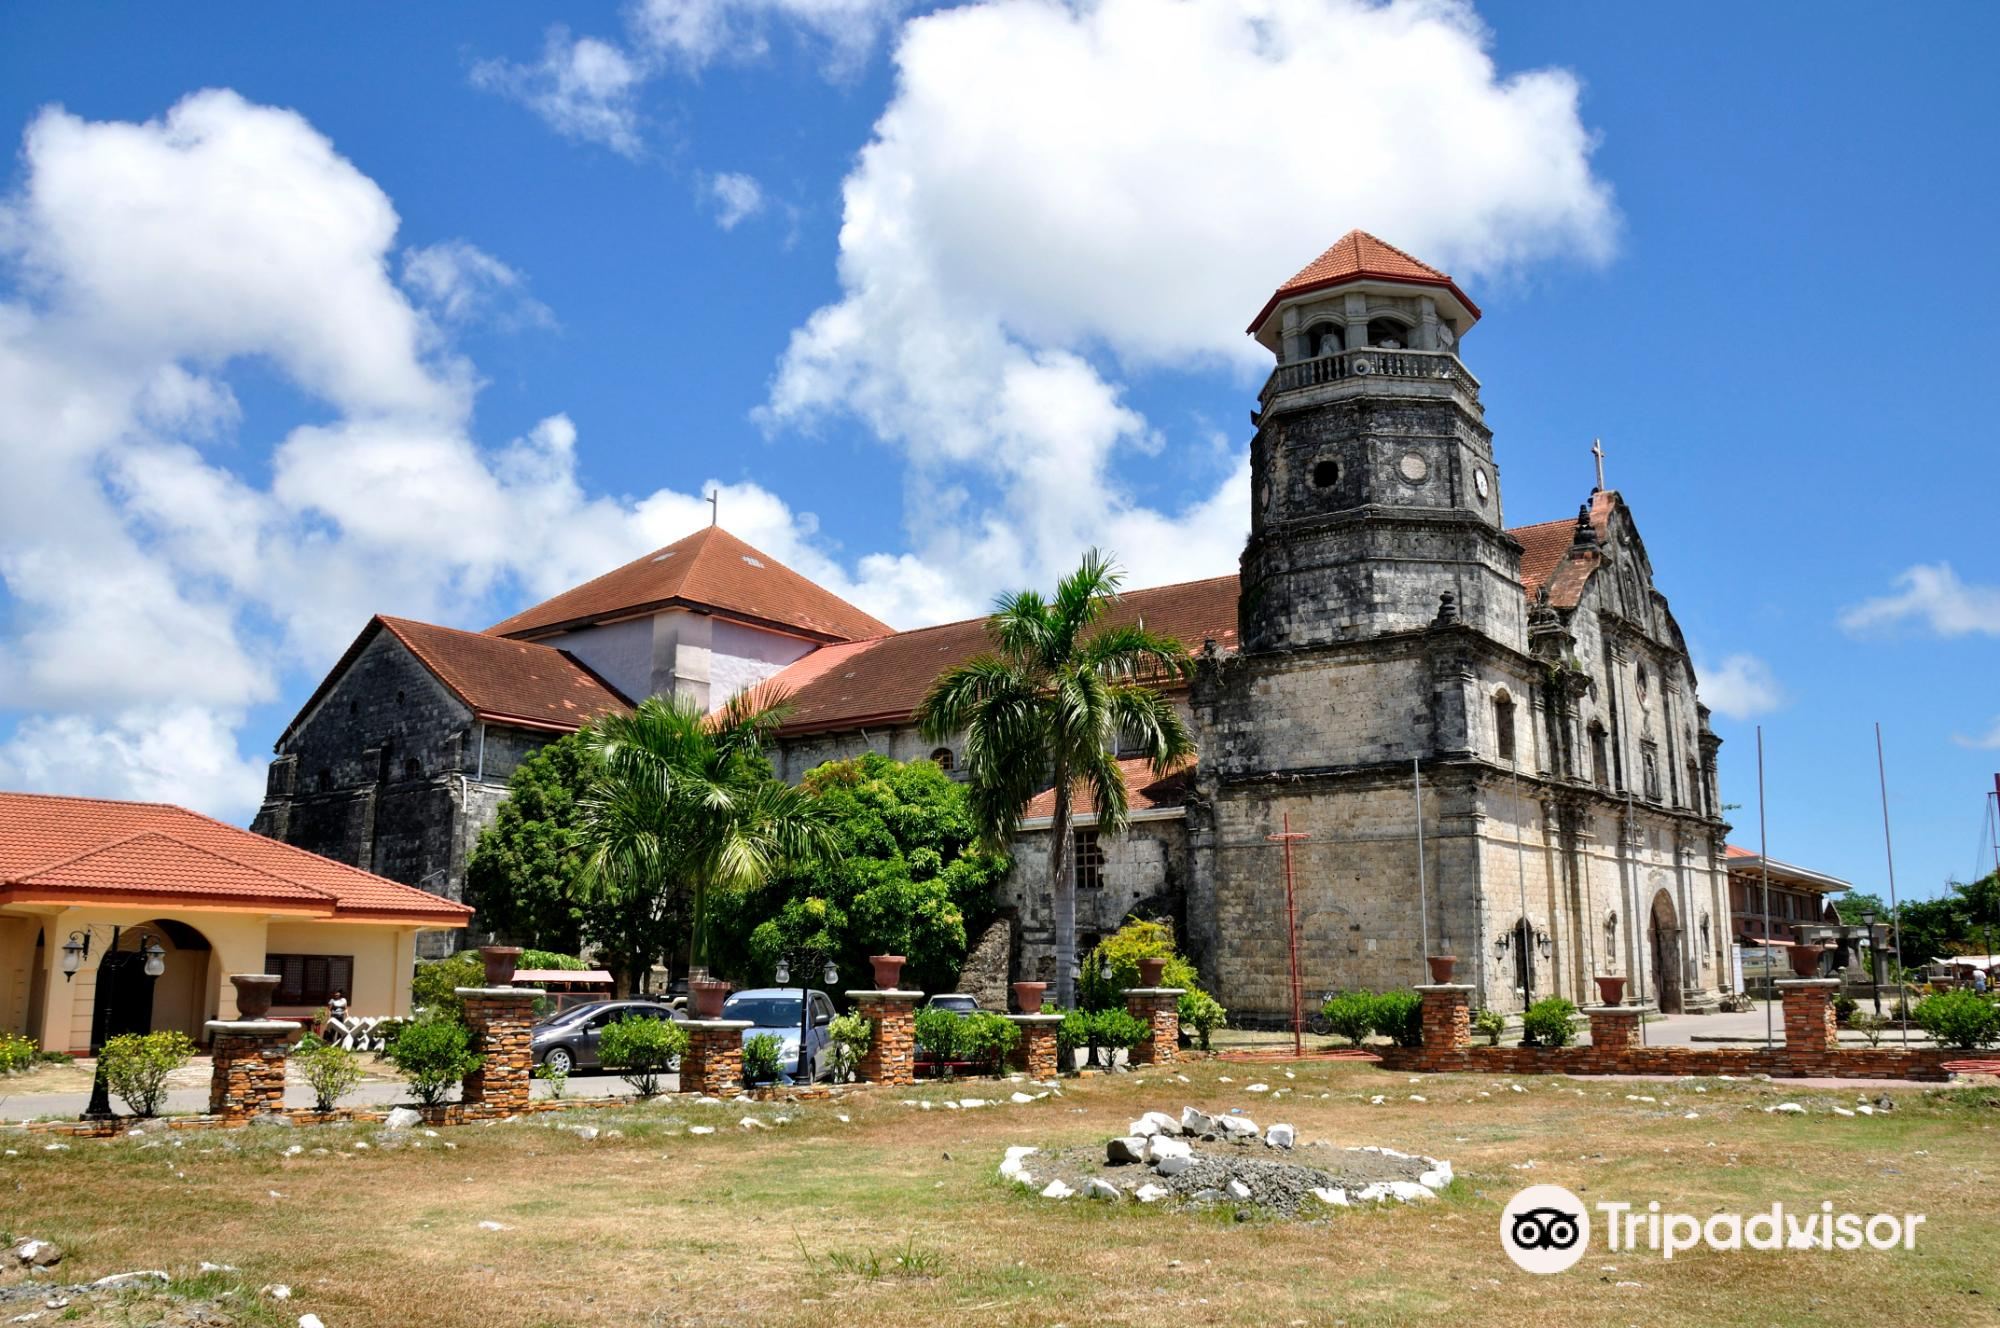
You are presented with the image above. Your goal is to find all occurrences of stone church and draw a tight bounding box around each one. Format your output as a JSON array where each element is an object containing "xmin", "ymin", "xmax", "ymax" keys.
[{"xmin": 256, "ymin": 230, "xmax": 1733, "ymax": 1013}]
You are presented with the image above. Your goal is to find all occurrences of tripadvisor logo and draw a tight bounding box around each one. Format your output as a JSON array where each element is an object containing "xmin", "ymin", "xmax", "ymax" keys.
[{"xmin": 1501, "ymin": 1184, "xmax": 1926, "ymax": 1273}]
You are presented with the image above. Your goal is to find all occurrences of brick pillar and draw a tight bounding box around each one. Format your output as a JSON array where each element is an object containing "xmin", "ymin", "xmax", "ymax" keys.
[
  {"xmin": 1124, "ymin": 988, "xmax": 1184, "ymax": 1066},
  {"xmin": 679, "ymin": 1020, "xmax": 752, "ymax": 1096},
  {"xmin": 458, "ymin": 987, "xmax": 543, "ymax": 1116},
  {"xmin": 1777, "ymin": 978, "xmax": 1841, "ymax": 1053},
  {"xmin": 1006, "ymin": 1013, "xmax": 1062, "ymax": 1079},
  {"xmin": 846, "ymin": 989, "xmax": 922, "ymax": 1086},
  {"xmin": 204, "ymin": 1021, "xmax": 299, "ymax": 1120},
  {"xmin": 1413, "ymin": 984, "xmax": 1473, "ymax": 1053},
  {"xmin": 1585, "ymin": 1003, "xmax": 1651, "ymax": 1052}
]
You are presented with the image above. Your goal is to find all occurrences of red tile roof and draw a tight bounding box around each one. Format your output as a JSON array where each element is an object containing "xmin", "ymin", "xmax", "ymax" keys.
[
  {"xmin": 1023, "ymin": 755, "xmax": 1196, "ymax": 822},
  {"xmin": 1513, "ymin": 492, "xmax": 1615, "ymax": 609},
  {"xmin": 489, "ymin": 526, "xmax": 891, "ymax": 643},
  {"xmin": 764, "ymin": 575, "xmax": 1240, "ymax": 735},
  {"xmin": 1247, "ymin": 229, "xmax": 1481, "ymax": 334},
  {"xmin": 378, "ymin": 617, "xmax": 632, "ymax": 731},
  {"xmin": 0, "ymin": 791, "xmax": 473, "ymax": 922}
]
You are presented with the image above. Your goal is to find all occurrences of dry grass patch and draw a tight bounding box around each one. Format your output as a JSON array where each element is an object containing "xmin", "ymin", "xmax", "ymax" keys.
[{"xmin": 2, "ymin": 1064, "xmax": 1995, "ymax": 1327}]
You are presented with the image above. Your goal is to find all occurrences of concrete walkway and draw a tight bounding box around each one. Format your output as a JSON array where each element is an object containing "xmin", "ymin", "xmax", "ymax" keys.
[
  {"xmin": 1, "ymin": 1069, "xmax": 649, "ymax": 1122},
  {"xmin": 1641, "ymin": 1000, "xmax": 1934, "ymax": 1049}
]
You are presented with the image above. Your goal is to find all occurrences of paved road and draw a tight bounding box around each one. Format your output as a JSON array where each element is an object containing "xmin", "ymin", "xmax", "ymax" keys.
[{"xmin": 1, "ymin": 1070, "xmax": 650, "ymax": 1122}]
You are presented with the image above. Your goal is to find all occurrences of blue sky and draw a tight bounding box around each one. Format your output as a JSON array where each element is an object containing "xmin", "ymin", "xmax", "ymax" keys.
[{"xmin": 1, "ymin": 1, "xmax": 1995, "ymax": 903}]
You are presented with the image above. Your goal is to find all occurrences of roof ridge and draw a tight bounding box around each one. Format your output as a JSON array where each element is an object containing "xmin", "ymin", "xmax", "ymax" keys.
[
  {"xmin": 487, "ymin": 528, "xmax": 716, "ymax": 636},
  {"xmin": 0, "ymin": 788, "xmax": 181, "ymax": 814},
  {"xmin": 1356, "ymin": 229, "xmax": 1447, "ymax": 277},
  {"xmin": 29, "ymin": 828, "xmax": 341, "ymax": 902},
  {"xmin": 11, "ymin": 827, "xmax": 168, "ymax": 882}
]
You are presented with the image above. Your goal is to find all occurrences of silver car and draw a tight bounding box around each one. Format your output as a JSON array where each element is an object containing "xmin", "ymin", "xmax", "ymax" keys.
[{"xmin": 721, "ymin": 988, "xmax": 837, "ymax": 1082}]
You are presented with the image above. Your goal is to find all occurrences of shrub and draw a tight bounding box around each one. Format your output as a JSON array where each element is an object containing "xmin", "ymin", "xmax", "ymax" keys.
[
  {"xmin": 519, "ymin": 949, "xmax": 588, "ymax": 971},
  {"xmin": 597, "ymin": 1016, "xmax": 689, "ymax": 1097},
  {"xmin": 1178, "ymin": 989, "xmax": 1226, "ymax": 1051},
  {"xmin": 1849, "ymin": 1011, "xmax": 1888, "ymax": 1047},
  {"xmin": 1473, "ymin": 1007, "xmax": 1507, "ymax": 1047},
  {"xmin": 957, "ymin": 1012, "xmax": 1021, "ymax": 1066},
  {"xmin": 1057, "ymin": 1008, "xmax": 1093, "ymax": 1069},
  {"xmin": 1912, "ymin": 990, "xmax": 2000, "ymax": 1050},
  {"xmin": 1089, "ymin": 1008, "xmax": 1149, "ymax": 1061},
  {"xmin": 409, "ymin": 953, "xmax": 486, "ymax": 1021},
  {"xmin": 0, "ymin": 1031, "xmax": 37, "ymax": 1074},
  {"xmin": 1321, "ymin": 990, "xmax": 1377, "ymax": 1047},
  {"xmin": 98, "ymin": 1030, "xmax": 196, "ymax": 1118},
  {"xmin": 1520, "ymin": 997, "xmax": 1580, "ymax": 1048},
  {"xmin": 1077, "ymin": 920, "xmax": 1200, "ymax": 1010},
  {"xmin": 535, "ymin": 1061, "xmax": 569, "ymax": 1098},
  {"xmin": 1372, "ymin": 990, "xmax": 1425, "ymax": 1048},
  {"xmin": 742, "ymin": 1032, "xmax": 785, "ymax": 1084},
  {"xmin": 1831, "ymin": 992, "xmax": 1858, "ymax": 1025},
  {"xmin": 385, "ymin": 1014, "xmax": 482, "ymax": 1107},
  {"xmin": 294, "ymin": 1036, "xmax": 364, "ymax": 1112},
  {"xmin": 826, "ymin": 1012, "xmax": 871, "ymax": 1083},
  {"xmin": 914, "ymin": 1007, "xmax": 963, "ymax": 1061}
]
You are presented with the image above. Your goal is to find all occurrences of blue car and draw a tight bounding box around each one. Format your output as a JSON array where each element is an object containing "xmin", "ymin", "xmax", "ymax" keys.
[{"xmin": 721, "ymin": 987, "xmax": 838, "ymax": 1082}]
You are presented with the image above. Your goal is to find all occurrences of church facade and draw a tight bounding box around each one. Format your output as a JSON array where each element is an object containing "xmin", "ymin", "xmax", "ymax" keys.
[{"xmin": 254, "ymin": 230, "xmax": 1733, "ymax": 1013}]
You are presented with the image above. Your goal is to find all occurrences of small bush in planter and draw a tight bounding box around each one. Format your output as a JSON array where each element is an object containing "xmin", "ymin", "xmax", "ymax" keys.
[
  {"xmin": 294, "ymin": 1035, "xmax": 365, "ymax": 1112},
  {"xmin": 1912, "ymin": 990, "xmax": 2000, "ymax": 1050},
  {"xmin": 1473, "ymin": 1007, "xmax": 1507, "ymax": 1046},
  {"xmin": 742, "ymin": 1032, "xmax": 785, "ymax": 1085},
  {"xmin": 1849, "ymin": 1011, "xmax": 1888, "ymax": 1047},
  {"xmin": 385, "ymin": 1013, "xmax": 482, "ymax": 1107},
  {"xmin": 1057, "ymin": 1008, "xmax": 1093, "ymax": 1069},
  {"xmin": 1321, "ymin": 990, "xmax": 1377, "ymax": 1047},
  {"xmin": 914, "ymin": 1007, "xmax": 963, "ymax": 1063},
  {"xmin": 1831, "ymin": 992, "xmax": 1858, "ymax": 1025},
  {"xmin": 598, "ymin": 1016, "xmax": 690, "ymax": 1097},
  {"xmin": 958, "ymin": 1012, "xmax": 1020, "ymax": 1068},
  {"xmin": 826, "ymin": 1012, "xmax": 871, "ymax": 1082},
  {"xmin": 98, "ymin": 1030, "xmax": 196, "ymax": 1118},
  {"xmin": 1519, "ymin": 997, "xmax": 1580, "ymax": 1048},
  {"xmin": 1178, "ymin": 989, "xmax": 1226, "ymax": 1050},
  {"xmin": 1371, "ymin": 990, "xmax": 1425, "ymax": 1048},
  {"xmin": 1088, "ymin": 1008, "xmax": 1149, "ymax": 1067}
]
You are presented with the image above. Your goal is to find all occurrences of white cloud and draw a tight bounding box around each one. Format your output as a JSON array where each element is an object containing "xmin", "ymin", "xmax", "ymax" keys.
[
  {"xmin": 401, "ymin": 240, "xmax": 555, "ymax": 330},
  {"xmin": 1952, "ymin": 718, "xmax": 2000, "ymax": 751},
  {"xmin": 471, "ymin": 28, "xmax": 648, "ymax": 157},
  {"xmin": 0, "ymin": 707, "xmax": 268, "ymax": 817},
  {"xmin": 761, "ymin": 0, "xmax": 1616, "ymax": 607},
  {"xmin": 630, "ymin": 0, "xmax": 910, "ymax": 75},
  {"xmin": 704, "ymin": 172, "xmax": 767, "ymax": 229},
  {"xmin": 1840, "ymin": 563, "xmax": 2000, "ymax": 638},
  {"xmin": 1697, "ymin": 653, "xmax": 1785, "ymax": 721}
]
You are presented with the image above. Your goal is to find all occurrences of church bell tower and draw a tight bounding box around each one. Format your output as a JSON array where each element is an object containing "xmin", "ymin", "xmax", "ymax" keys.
[{"xmin": 1238, "ymin": 231, "xmax": 1525, "ymax": 654}]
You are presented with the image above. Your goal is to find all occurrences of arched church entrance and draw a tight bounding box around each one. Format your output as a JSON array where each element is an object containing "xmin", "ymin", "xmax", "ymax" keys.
[
  {"xmin": 87, "ymin": 920, "xmax": 213, "ymax": 1051},
  {"xmin": 1649, "ymin": 890, "xmax": 1684, "ymax": 1014}
]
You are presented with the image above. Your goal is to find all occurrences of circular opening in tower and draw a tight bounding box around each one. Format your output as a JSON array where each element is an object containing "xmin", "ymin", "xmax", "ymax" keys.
[{"xmin": 1312, "ymin": 459, "xmax": 1339, "ymax": 489}]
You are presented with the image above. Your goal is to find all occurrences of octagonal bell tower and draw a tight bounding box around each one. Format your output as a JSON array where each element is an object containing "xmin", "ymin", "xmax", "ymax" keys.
[{"xmin": 1238, "ymin": 231, "xmax": 1525, "ymax": 655}]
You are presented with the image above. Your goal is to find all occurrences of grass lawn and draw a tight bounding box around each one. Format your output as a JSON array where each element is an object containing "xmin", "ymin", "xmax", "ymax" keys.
[{"xmin": 3, "ymin": 1060, "xmax": 1995, "ymax": 1327}]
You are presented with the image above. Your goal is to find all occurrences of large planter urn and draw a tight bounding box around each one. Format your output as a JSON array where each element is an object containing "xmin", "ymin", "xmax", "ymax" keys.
[
  {"xmin": 1012, "ymin": 981, "xmax": 1048, "ymax": 1013},
  {"xmin": 229, "ymin": 973, "xmax": 282, "ymax": 1020},
  {"xmin": 1425, "ymin": 955, "xmax": 1458, "ymax": 984},
  {"xmin": 480, "ymin": 945, "xmax": 523, "ymax": 987},
  {"xmin": 869, "ymin": 954, "xmax": 907, "ymax": 990},
  {"xmin": 1593, "ymin": 974, "xmax": 1627, "ymax": 1006},
  {"xmin": 689, "ymin": 977, "xmax": 732, "ymax": 1019},
  {"xmin": 1137, "ymin": 957, "xmax": 1169, "ymax": 987},
  {"xmin": 1789, "ymin": 945, "xmax": 1825, "ymax": 979}
]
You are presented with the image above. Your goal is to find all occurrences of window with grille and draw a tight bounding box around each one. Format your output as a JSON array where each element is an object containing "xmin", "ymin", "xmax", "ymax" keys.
[
  {"xmin": 268, "ymin": 954, "xmax": 355, "ymax": 1005},
  {"xmin": 1073, "ymin": 830, "xmax": 1105, "ymax": 890}
]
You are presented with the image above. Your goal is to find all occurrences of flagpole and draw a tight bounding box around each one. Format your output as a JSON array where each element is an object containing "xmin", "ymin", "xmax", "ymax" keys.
[
  {"xmin": 1414, "ymin": 759, "xmax": 1431, "ymax": 981},
  {"xmin": 1757, "ymin": 726, "xmax": 1773, "ymax": 1051},
  {"xmin": 1875, "ymin": 723, "xmax": 1909, "ymax": 1047}
]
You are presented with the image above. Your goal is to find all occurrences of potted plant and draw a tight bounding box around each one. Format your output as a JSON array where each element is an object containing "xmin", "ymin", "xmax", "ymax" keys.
[
  {"xmin": 480, "ymin": 945, "xmax": 523, "ymax": 987},
  {"xmin": 869, "ymin": 954, "xmax": 907, "ymax": 989},
  {"xmin": 1593, "ymin": 975, "xmax": 1627, "ymax": 1006},
  {"xmin": 689, "ymin": 976, "xmax": 732, "ymax": 1019},
  {"xmin": 1425, "ymin": 954, "xmax": 1458, "ymax": 984},
  {"xmin": 1136, "ymin": 956, "xmax": 1169, "ymax": 987},
  {"xmin": 1788, "ymin": 945, "xmax": 1824, "ymax": 979},
  {"xmin": 1011, "ymin": 981, "xmax": 1047, "ymax": 1013},
  {"xmin": 229, "ymin": 973, "xmax": 282, "ymax": 1019}
]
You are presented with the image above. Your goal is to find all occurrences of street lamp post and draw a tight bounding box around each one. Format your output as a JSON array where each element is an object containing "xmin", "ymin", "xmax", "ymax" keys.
[
  {"xmin": 62, "ymin": 925, "xmax": 167, "ymax": 1121},
  {"xmin": 772, "ymin": 950, "xmax": 839, "ymax": 1084}
]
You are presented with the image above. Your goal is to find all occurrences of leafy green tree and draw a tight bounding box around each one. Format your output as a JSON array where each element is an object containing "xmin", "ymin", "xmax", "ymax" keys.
[
  {"xmin": 915, "ymin": 550, "xmax": 1196, "ymax": 1007},
  {"xmin": 703, "ymin": 753, "xmax": 1011, "ymax": 994},
  {"xmin": 1832, "ymin": 892, "xmax": 1891, "ymax": 926},
  {"xmin": 597, "ymin": 1016, "xmax": 689, "ymax": 1097},
  {"xmin": 464, "ymin": 732, "xmax": 601, "ymax": 955},
  {"xmin": 385, "ymin": 1013, "xmax": 481, "ymax": 1107},
  {"xmin": 580, "ymin": 693, "xmax": 838, "ymax": 989},
  {"xmin": 99, "ymin": 1031, "xmax": 195, "ymax": 1117}
]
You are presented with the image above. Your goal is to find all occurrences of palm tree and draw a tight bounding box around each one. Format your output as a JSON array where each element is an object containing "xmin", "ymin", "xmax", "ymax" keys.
[
  {"xmin": 916, "ymin": 550, "xmax": 1196, "ymax": 1008},
  {"xmin": 579, "ymin": 692, "xmax": 836, "ymax": 990}
]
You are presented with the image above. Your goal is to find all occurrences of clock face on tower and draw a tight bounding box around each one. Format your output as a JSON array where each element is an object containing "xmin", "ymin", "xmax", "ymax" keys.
[{"xmin": 1474, "ymin": 468, "xmax": 1491, "ymax": 503}]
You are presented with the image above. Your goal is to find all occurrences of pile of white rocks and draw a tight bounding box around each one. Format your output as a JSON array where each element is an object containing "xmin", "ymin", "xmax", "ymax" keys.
[{"xmin": 998, "ymin": 1107, "xmax": 1453, "ymax": 1218}]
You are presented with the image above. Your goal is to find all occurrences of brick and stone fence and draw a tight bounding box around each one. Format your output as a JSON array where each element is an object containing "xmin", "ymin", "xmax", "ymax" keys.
[
  {"xmin": 1378, "ymin": 977, "xmax": 1957, "ymax": 1081},
  {"xmin": 458, "ymin": 986, "xmax": 544, "ymax": 1115},
  {"xmin": 679, "ymin": 1019, "xmax": 753, "ymax": 1096},
  {"xmin": 1125, "ymin": 987, "xmax": 1185, "ymax": 1067},
  {"xmin": 1006, "ymin": 1013, "xmax": 1062, "ymax": 1079},
  {"xmin": 847, "ymin": 988, "xmax": 923, "ymax": 1086},
  {"xmin": 205, "ymin": 1020, "xmax": 302, "ymax": 1121}
]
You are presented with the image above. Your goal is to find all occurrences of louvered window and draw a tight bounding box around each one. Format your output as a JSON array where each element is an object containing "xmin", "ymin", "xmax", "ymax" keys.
[{"xmin": 269, "ymin": 954, "xmax": 355, "ymax": 1005}]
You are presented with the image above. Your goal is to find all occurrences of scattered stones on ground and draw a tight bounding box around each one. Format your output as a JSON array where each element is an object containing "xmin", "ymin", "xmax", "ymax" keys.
[
  {"xmin": 1266, "ymin": 1123, "xmax": 1295, "ymax": 1149},
  {"xmin": 383, "ymin": 1107, "xmax": 422, "ymax": 1131},
  {"xmin": 9, "ymin": 1240, "xmax": 60, "ymax": 1269}
]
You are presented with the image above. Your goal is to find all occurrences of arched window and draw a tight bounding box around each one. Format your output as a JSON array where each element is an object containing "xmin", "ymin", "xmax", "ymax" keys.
[
  {"xmin": 930, "ymin": 747, "xmax": 954, "ymax": 772},
  {"xmin": 1588, "ymin": 722, "xmax": 1610, "ymax": 791},
  {"xmin": 403, "ymin": 757, "xmax": 423, "ymax": 782},
  {"xmin": 316, "ymin": 768, "xmax": 332, "ymax": 793},
  {"xmin": 1493, "ymin": 690, "xmax": 1517, "ymax": 764},
  {"xmin": 1307, "ymin": 322, "xmax": 1344, "ymax": 357},
  {"xmin": 1366, "ymin": 317, "xmax": 1408, "ymax": 349}
]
